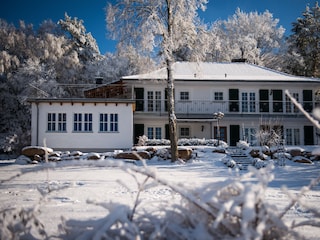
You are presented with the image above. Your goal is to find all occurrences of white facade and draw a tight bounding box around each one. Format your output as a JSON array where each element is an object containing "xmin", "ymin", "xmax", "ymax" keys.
[
  {"xmin": 121, "ymin": 62, "xmax": 320, "ymax": 146},
  {"xmin": 29, "ymin": 99, "xmax": 134, "ymax": 151}
]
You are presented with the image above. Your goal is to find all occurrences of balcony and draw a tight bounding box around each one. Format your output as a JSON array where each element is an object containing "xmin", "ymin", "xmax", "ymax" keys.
[{"xmin": 134, "ymin": 99, "xmax": 314, "ymax": 117}]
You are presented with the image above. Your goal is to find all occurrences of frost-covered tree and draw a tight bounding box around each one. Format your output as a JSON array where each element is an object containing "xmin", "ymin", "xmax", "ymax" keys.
[
  {"xmin": 207, "ymin": 9, "xmax": 285, "ymax": 66},
  {"xmin": 287, "ymin": 2, "xmax": 320, "ymax": 77},
  {"xmin": 0, "ymin": 16, "xmax": 106, "ymax": 152},
  {"xmin": 58, "ymin": 13, "xmax": 100, "ymax": 61},
  {"xmin": 107, "ymin": 0, "xmax": 208, "ymax": 161}
]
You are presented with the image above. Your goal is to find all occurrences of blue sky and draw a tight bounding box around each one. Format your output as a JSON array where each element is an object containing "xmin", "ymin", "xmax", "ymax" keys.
[{"xmin": 0, "ymin": 0, "xmax": 317, "ymax": 54}]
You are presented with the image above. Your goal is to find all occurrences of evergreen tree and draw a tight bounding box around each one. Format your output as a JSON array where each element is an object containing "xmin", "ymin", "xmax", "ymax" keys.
[{"xmin": 287, "ymin": 2, "xmax": 320, "ymax": 77}]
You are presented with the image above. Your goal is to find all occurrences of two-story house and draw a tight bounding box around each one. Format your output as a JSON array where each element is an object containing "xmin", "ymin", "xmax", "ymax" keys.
[
  {"xmin": 115, "ymin": 61, "xmax": 320, "ymax": 146},
  {"xmin": 30, "ymin": 61, "xmax": 320, "ymax": 151}
]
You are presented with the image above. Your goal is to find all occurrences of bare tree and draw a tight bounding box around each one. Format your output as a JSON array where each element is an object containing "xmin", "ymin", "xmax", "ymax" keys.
[{"xmin": 106, "ymin": 0, "xmax": 208, "ymax": 161}]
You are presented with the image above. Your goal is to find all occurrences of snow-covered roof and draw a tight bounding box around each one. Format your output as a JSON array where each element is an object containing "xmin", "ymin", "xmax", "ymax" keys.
[{"xmin": 122, "ymin": 62, "xmax": 320, "ymax": 82}]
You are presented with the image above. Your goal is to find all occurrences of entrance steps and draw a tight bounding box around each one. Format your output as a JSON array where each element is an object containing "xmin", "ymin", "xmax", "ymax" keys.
[{"xmin": 227, "ymin": 147, "xmax": 253, "ymax": 170}]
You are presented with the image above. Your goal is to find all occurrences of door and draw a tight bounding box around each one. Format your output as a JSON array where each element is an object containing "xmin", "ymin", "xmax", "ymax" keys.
[
  {"xmin": 272, "ymin": 90, "xmax": 283, "ymax": 112},
  {"xmin": 303, "ymin": 90, "xmax": 313, "ymax": 112},
  {"xmin": 304, "ymin": 126, "xmax": 314, "ymax": 145},
  {"xmin": 135, "ymin": 88, "xmax": 144, "ymax": 111},
  {"xmin": 230, "ymin": 125, "xmax": 240, "ymax": 146},
  {"xmin": 259, "ymin": 89, "xmax": 269, "ymax": 112},
  {"xmin": 134, "ymin": 124, "xmax": 144, "ymax": 144},
  {"xmin": 229, "ymin": 89, "xmax": 239, "ymax": 112}
]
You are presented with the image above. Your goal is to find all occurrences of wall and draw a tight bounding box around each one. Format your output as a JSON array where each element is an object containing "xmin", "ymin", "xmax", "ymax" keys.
[{"xmin": 31, "ymin": 101, "xmax": 133, "ymax": 151}]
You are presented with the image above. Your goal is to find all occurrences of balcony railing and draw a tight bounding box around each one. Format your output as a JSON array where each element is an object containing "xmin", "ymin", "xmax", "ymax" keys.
[{"xmin": 134, "ymin": 99, "xmax": 314, "ymax": 115}]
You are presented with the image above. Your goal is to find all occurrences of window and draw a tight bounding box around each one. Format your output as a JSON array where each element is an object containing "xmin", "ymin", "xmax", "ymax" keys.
[
  {"xmin": 110, "ymin": 113, "xmax": 118, "ymax": 132},
  {"xmin": 74, "ymin": 113, "xmax": 82, "ymax": 131},
  {"xmin": 243, "ymin": 128, "xmax": 256, "ymax": 145},
  {"xmin": 84, "ymin": 113, "xmax": 92, "ymax": 131},
  {"xmin": 147, "ymin": 127, "xmax": 154, "ymax": 139},
  {"xmin": 48, "ymin": 113, "xmax": 67, "ymax": 132},
  {"xmin": 99, "ymin": 113, "xmax": 108, "ymax": 132},
  {"xmin": 180, "ymin": 127, "xmax": 190, "ymax": 137},
  {"xmin": 286, "ymin": 128, "xmax": 300, "ymax": 145},
  {"xmin": 147, "ymin": 91, "xmax": 162, "ymax": 112},
  {"xmin": 47, "ymin": 113, "xmax": 56, "ymax": 132},
  {"xmin": 242, "ymin": 92, "xmax": 256, "ymax": 112},
  {"xmin": 180, "ymin": 91, "xmax": 189, "ymax": 101},
  {"xmin": 147, "ymin": 91, "xmax": 154, "ymax": 111},
  {"xmin": 147, "ymin": 127, "xmax": 162, "ymax": 139},
  {"xmin": 286, "ymin": 93, "xmax": 299, "ymax": 113},
  {"xmin": 99, "ymin": 113, "xmax": 119, "ymax": 132},
  {"xmin": 74, "ymin": 113, "xmax": 92, "ymax": 132},
  {"xmin": 214, "ymin": 92, "xmax": 223, "ymax": 101},
  {"xmin": 58, "ymin": 113, "xmax": 67, "ymax": 131}
]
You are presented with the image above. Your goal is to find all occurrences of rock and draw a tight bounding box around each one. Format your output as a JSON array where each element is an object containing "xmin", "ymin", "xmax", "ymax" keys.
[
  {"xmin": 86, "ymin": 152, "xmax": 101, "ymax": 160},
  {"xmin": 49, "ymin": 152, "xmax": 61, "ymax": 157},
  {"xmin": 293, "ymin": 156, "xmax": 313, "ymax": 164},
  {"xmin": 213, "ymin": 148, "xmax": 226, "ymax": 154},
  {"xmin": 250, "ymin": 149, "xmax": 260, "ymax": 158},
  {"xmin": 115, "ymin": 151, "xmax": 151, "ymax": 160},
  {"xmin": 48, "ymin": 156, "xmax": 61, "ymax": 162},
  {"xmin": 290, "ymin": 149, "xmax": 302, "ymax": 157},
  {"xmin": 21, "ymin": 146, "xmax": 53, "ymax": 157},
  {"xmin": 70, "ymin": 151, "xmax": 83, "ymax": 157},
  {"xmin": 34, "ymin": 154, "xmax": 42, "ymax": 161},
  {"xmin": 15, "ymin": 155, "xmax": 32, "ymax": 165},
  {"xmin": 178, "ymin": 148, "xmax": 193, "ymax": 160}
]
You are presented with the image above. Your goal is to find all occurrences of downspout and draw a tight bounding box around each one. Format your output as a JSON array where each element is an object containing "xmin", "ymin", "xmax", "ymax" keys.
[{"xmin": 36, "ymin": 102, "xmax": 39, "ymax": 146}]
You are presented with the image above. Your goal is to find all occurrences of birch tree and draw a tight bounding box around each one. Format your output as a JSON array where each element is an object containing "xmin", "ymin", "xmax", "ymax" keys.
[{"xmin": 107, "ymin": 0, "xmax": 208, "ymax": 161}]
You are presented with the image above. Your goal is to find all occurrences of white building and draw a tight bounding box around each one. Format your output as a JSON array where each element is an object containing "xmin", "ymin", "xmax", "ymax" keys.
[
  {"xmin": 30, "ymin": 61, "xmax": 320, "ymax": 150},
  {"xmin": 29, "ymin": 98, "xmax": 134, "ymax": 151},
  {"xmin": 115, "ymin": 62, "xmax": 320, "ymax": 146}
]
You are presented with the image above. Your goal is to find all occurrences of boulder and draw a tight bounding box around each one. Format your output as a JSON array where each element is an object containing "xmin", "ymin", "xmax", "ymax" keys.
[
  {"xmin": 115, "ymin": 151, "xmax": 150, "ymax": 160},
  {"xmin": 86, "ymin": 152, "xmax": 101, "ymax": 160},
  {"xmin": 250, "ymin": 149, "xmax": 260, "ymax": 158},
  {"xmin": 178, "ymin": 148, "xmax": 193, "ymax": 160},
  {"xmin": 21, "ymin": 146, "xmax": 53, "ymax": 157},
  {"xmin": 15, "ymin": 155, "xmax": 32, "ymax": 165},
  {"xmin": 293, "ymin": 156, "xmax": 313, "ymax": 164},
  {"xmin": 70, "ymin": 151, "xmax": 83, "ymax": 157},
  {"xmin": 33, "ymin": 154, "xmax": 42, "ymax": 161},
  {"xmin": 290, "ymin": 149, "xmax": 302, "ymax": 157},
  {"xmin": 213, "ymin": 148, "xmax": 226, "ymax": 154}
]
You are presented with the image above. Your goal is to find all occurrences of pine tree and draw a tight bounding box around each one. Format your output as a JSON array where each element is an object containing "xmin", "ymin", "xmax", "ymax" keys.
[{"xmin": 288, "ymin": 2, "xmax": 320, "ymax": 77}]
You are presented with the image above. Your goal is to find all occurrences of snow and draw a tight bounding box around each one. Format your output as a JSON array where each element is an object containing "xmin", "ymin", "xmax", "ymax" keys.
[
  {"xmin": 0, "ymin": 146, "xmax": 319, "ymax": 239},
  {"xmin": 122, "ymin": 62, "xmax": 320, "ymax": 82}
]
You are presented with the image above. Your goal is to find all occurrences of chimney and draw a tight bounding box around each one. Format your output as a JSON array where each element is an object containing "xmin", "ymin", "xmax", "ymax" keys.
[
  {"xmin": 95, "ymin": 77, "xmax": 103, "ymax": 85},
  {"xmin": 231, "ymin": 58, "xmax": 247, "ymax": 63}
]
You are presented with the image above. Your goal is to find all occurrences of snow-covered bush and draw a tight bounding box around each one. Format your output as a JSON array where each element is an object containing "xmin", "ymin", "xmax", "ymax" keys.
[
  {"xmin": 0, "ymin": 206, "xmax": 46, "ymax": 239},
  {"xmin": 136, "ymin": 136, "xmax": 228, "ymax": 148}
]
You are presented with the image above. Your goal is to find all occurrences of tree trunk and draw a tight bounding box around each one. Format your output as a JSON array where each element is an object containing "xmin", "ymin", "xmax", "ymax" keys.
[{"xmin": 166, "ymin": 59, "xmax": 178, "ymax": 162}]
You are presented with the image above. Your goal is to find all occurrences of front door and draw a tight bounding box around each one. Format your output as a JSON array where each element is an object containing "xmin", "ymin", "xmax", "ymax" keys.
[
  {"xmin": 304, "ymin": 126, "xmax": 314, "ymax": 145},
  {"xmin": 230, "ymin": 125, "xmax": 240, "ymax": 146},
  {"xmin": 134, "ymin": 124, "xmax": 144, "ymax": 144}
]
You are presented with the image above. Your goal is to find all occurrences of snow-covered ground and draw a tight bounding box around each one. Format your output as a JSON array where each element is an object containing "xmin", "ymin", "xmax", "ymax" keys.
[{"xmin": 0, "ymin": 146, "xmax": 319, "ymax": 239}]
